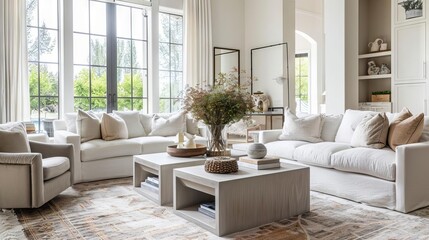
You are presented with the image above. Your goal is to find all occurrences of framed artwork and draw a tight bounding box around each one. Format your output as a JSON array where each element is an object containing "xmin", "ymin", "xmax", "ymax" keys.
[{"xmin": 396, "ymin": 0, "xmax": 425, "ymax": 23}]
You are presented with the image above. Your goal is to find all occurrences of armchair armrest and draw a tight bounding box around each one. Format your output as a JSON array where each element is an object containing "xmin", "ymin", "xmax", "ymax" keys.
[
  {"xmin": 53, "ymin": 120, "xmax": 67, "ymax": 131},
  {"xmin": 53, "ymin": 130, "xmax": 82, "ymax": 183},
  {"xmin": 29, "ymin": 141, "xmax": 75, "ymax": 184},
  {"xmin": 0, "ymin": 153, "xmax": 44, "ymax": 207},
  {"xmin": 396, "ymin": 142, "xmax": 429, "ymax": 213},
  {"xmin": 250, "ymin": 130, "xmax": 283, "ymax": 144}
]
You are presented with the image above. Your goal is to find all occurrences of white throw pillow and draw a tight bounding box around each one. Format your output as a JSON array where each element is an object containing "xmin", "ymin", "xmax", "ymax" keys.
[
  {"xmin": 113, "ymin": 111, "xmax": 146, "ymax": 138},
  {"xmin": 76, "ymin": 110, "xmax": 101, "ymax": 143},
  {"xmin": 65, "ymin": 112, "xmax": 77, "ymax": 133},
  {"xmin": 186, "ymin": 114, "xmax": 200, "ymax": 135},
  {"xmin": 351, "ymin": 113, "xmax": 389, "ymax": 149},
  {"xmin": 139, "ymin": 113, "xmax": 153, "ymax": 134},
  {"xmin": 320, "ymin": 114, "xmax": 343, "ymax": 142},
  {"xmin": 100, "ymin": 113, "xmax": 128, "ymax": 141},
  {"xmin": 334, "ymin": 109, "xmax": 377, "ymax": 144},
  {"xmin": 149, "ymin": 111, "xmax": 186, "ymax": 136},
  {"xmin": 278, "ymin": 110, "xmax": 323, "ymax": 143},
  {"xmin": 0, "ymin": 122, "xmax": 30, "ymax": 152}
]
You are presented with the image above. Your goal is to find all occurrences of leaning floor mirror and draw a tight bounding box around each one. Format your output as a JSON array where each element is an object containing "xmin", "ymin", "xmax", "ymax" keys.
[{"xmin": 213, "ymin": 47, "xmax": 240, "ymax": 85}]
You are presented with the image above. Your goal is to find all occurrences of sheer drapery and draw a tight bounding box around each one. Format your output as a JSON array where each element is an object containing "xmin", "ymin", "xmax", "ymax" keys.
[
  {"xmin": 0, "ymin": 0, "xmax": 29, "ymax": 123},
  {"xmin": 184, "ymin": 0, "xmax": 213, "ymax": 87}
]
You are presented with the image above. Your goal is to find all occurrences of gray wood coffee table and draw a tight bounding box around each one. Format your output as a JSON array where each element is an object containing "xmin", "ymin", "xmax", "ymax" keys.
[
  {"xmin": 173, "ymin": 163, "xmax": 310, "ymax": 236},
  {"xmin": 133, "ymin": 153, "xmax": 206, "ymax": 206}
]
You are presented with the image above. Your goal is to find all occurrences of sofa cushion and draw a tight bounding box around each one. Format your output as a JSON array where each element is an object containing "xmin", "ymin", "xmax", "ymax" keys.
[
  {"xmin": 81, "ymin": 139, "xmax": 141, "ymax": 162},
  {"xmin": 149, "ymin": 112, "xmax": 186, "ymax": 136},
  {"xmin": 321, "ymin": 114, "xmax": 343, "ymax": 142},
  {"xmin": 42, "ymin": 157, "xmax": 70, "ymax": 181},
  {"xmin": 293, "ymin": 142, "xmax": 352, "ymax": 168},
  {"xmin": 113, "ymin": 111, "xmax": 146, "ymax": 138},
  {"xmin": 100, "ymin": 113, "xmax": 128, "ymax": 141},
  {"xmin": 331, "ymin": 148, "xmax": 396, "ymax": 181},
  {"xmin": 351, "ymin": 113, "xmax": 389, "ymax": 149},
  {"xmin": 279, "ymin": 110, "xmax": 323, "ymax": 143},
  {"xmin": 76, "ymin": 110, "xmax": 101, "ymax": 143},
  {"xmin": 335, "ymin": 109, "xmax": 376, "ymax": 144},
  {"xmin": 128, "ymin": 136, "xmax": 175, "ymax": 154},
  {"xmin": 265, "ymin": 140, "xmax": 310, "ymax": 160},
  {"xmin": 388, "ymin": 108, "xmax": 424, "ymax": 150},
  {"xmin": 0, "ymin": 122, "xmax": 30, "ymax": 153}
]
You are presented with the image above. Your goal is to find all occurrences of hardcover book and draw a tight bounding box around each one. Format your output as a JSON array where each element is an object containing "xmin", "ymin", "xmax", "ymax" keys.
[{"xmin": 239, "ymin": 156, "xmax": 280, "ymax": 165}]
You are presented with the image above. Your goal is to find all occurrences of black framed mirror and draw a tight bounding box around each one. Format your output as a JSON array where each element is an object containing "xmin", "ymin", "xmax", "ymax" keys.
[
  {"xmin": 213, "ymin": 47, "xmax": 240, "ymax": 85},
  {"xmin": 251, "ymin": 42, "xmax": 289, "ymax": 108}
]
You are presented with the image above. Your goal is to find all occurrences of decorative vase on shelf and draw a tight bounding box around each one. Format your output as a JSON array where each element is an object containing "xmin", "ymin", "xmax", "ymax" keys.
[{"xmin": 206, "ymin": 124, "xmax": 229, "ymax": 157}]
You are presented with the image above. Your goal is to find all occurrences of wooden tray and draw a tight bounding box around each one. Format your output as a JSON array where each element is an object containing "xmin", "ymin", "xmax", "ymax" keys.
[{"xmin": 167, "ymin": 144, "xmax": 207, "ymax": 157}]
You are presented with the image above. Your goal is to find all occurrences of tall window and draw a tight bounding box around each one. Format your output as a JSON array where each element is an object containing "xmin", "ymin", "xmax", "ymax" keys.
[
  {"xmin": 73, "ymin": 0, "xmax": 148, "ymax": 112},
  {"xmin": 116, "ymin": 6, "xmax": 149, "ymax": 111},
  {"xmin": 26, "ymin": 0, "xmax": 60, "ymax": 133},
  {"xmin": 159, "ymin": 12, "xmax": 183, "ymax": 113},
  {"xmin": 295, "ymin": 53, "xmax": 310, "ymax": 113}
]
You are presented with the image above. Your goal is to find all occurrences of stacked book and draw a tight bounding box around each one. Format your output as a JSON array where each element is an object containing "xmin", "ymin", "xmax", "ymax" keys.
[
  {"xmin": 238, "ymin": 156, "xmax": 280, "ymax": 170},
  {"xmin": 140, "ymin": 176, "xmax": 159, "ymax": 193},
  {"xmin": 198, "ymin": 202, "xmax": 215, "ymax": 219}
]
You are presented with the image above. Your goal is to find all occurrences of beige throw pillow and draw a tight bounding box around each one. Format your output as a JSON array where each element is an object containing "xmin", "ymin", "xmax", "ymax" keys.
[
  {"xmin": 351, "ymin": 113, "xmax": 389, "ymax": 149},
  {"xmin": 113, "ymin": 111, "xmax": 146, "ymax": 138},
  {"xmin": 388, "ymin": 108, "xmax": 424, "ymax": 150},
  {"xmin": 76, "ymin": 110, "xmax": 101, "ymax": 143},
  {"xmin": 278, "ymin": 110, "xmax": 323, "ymax": 143},
  {"xmin": 0, "ymin": 122, "xmax": 31, "ymax": 152},
  {"xmin": 149, "ymin": 111, "xmax": 186, "ymax": 136},
  {"xmin": 100, "ymin": 113, "xmax": 128, "ymax": 141}
]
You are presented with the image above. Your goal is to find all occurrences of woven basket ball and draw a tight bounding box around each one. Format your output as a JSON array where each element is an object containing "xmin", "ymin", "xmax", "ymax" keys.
[{"xmin": 204, "ymin": 157, "xmax": 238, "ymax": 174}]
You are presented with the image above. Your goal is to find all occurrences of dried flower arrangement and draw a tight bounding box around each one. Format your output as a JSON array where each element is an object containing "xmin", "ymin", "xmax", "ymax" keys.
[{"xmin": 182, "ymin": 68, "xmax": 254, "ymax": 155}]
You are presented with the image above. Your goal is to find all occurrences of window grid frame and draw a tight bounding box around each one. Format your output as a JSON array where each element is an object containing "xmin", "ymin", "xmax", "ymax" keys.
[
  {"xmin": 295, "ymin": 53, "xmax": 310, "ymax": 113},
  {"xmin": 159, "ymin": 11, "xmax": 183, "ymax": 113},
  {"xmin": 27, "ymin": 0, "xmax": 61, "ymax": 132},
  {"xmin": 115, "ymin": 5, "xmax": 149, "ymax": 111}
]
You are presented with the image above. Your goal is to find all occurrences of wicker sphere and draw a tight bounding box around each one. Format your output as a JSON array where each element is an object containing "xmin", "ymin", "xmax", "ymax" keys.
[
  {"xmin": 204, "ymin": 157, "xmax": 238, "ymax": 174},
  {"xmin": 247, "ymin": 143, "xmax": 267, "ymax": 159}
]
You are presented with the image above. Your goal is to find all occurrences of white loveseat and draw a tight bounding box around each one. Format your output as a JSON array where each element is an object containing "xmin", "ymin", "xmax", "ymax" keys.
[
  {"xmin": 233, "ymin": 109, "xmax": 429, "ymax": 213},
  {"xmin": 53, "ymin": 112, "xmax": 207, "ymax": 183}
]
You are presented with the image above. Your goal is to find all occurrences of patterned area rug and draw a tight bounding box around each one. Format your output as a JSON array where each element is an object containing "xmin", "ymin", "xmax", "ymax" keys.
[{"xmin": 1, "ymin": 178, "xmax": 429, "ymax": 239}]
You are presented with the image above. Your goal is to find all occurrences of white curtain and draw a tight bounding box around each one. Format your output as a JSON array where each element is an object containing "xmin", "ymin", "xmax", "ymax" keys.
[
  {"xmin": 0, "ymin": 0, "xmax": 30, "ymax": 123},
  {"xmin": 184, "ymin": 0, "xmax": 213, "ymax": 87}
]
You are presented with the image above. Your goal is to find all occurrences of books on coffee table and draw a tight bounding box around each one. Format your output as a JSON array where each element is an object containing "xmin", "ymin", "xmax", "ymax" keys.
[
  {"xmin": 145, "ymin": 176, "xmax": 159, "ymax": 188},
  {"xmin": 198, "ymin": 202, "xmax": 215, "ymax": 218},
  {"xmin": 238, "ymin": 156, "xmax": 280, "ymax": 170},
  {"xmin": 141, "ymin": 176, "xmax": 160, "ymax": 193}
]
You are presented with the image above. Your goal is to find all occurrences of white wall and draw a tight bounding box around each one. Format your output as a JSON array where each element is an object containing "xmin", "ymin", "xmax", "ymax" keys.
[
  {"xmin": 324, "ymin": 0, "xmax": 345, "ymax": 114},
  {"xmin": 324, "ymin": 0, "xmax": 359, "ymax": 114},
  {"xmin": 211, "ymin": 0, "xmax": 245, "ymax": 81},
  {"xmin": 244, "ymin": 0, "xmax": 295, "ymax": 109}
]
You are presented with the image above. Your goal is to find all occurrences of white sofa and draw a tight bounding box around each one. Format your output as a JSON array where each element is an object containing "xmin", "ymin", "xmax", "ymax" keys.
[
  {"xmin": 53, "ymin": 112, "xmax": 207, "ymax": 183},
  {"xmin": 233, "ymin": 110, "xmax": 429, "ymax": 213}
]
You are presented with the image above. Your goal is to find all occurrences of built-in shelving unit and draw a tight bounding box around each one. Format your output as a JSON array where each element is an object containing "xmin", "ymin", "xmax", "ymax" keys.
[
  {"xmin": 358, "ymin": 0, "xmax": 392, "ymax": 112},
  {"xmin": 358, "ymin": 51, "xmax": 392, "ymax": 59},
  {"xmin": 358, "ymin": 74, "xmax": 392, "ymax": 80}
]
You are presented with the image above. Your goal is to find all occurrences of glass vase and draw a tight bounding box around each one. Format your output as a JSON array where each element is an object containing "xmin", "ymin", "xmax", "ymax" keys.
[{"xmin": 206, "ymin": 124, "xmax": 230, "ymax": 157}]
